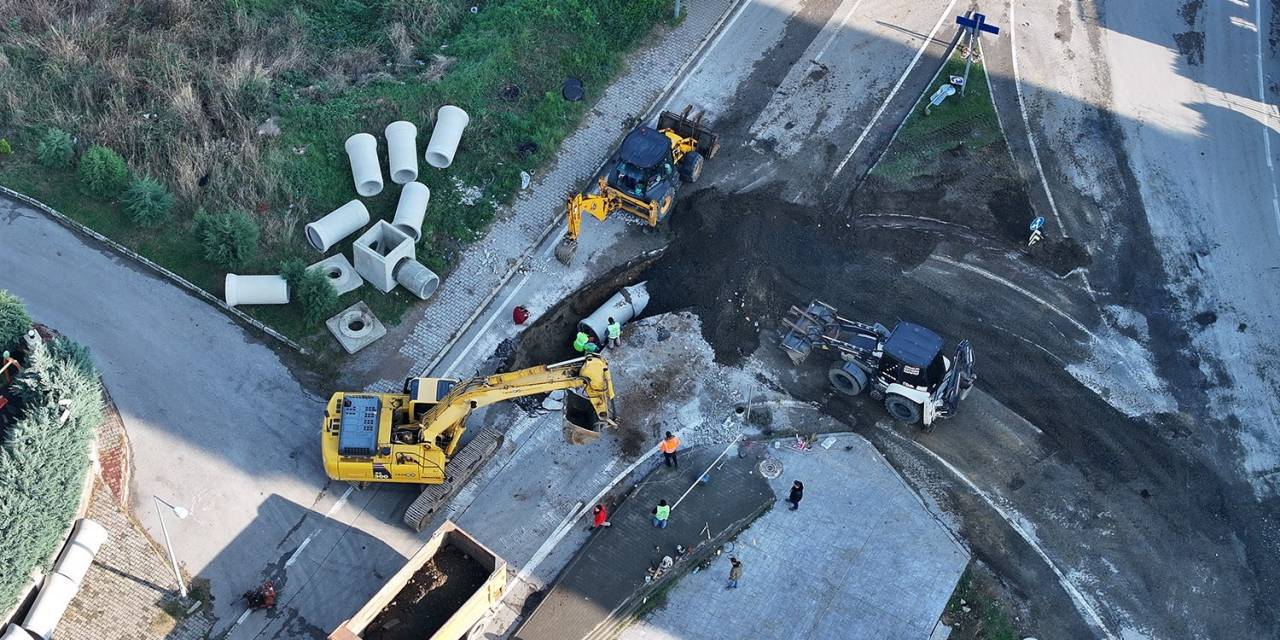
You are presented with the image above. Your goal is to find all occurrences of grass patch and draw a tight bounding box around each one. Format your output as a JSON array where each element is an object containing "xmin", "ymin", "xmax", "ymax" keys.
[
  {"xmin": 870, "ymin": 48, "xmax": 1002, "ymax": 187},
  {"xmin": 0, "ymin": 0, "xmax": 675, "ymax": 346},
  {"xmin": 943, "ymin": 565, "xmax": 1025, "ymax": 640}
]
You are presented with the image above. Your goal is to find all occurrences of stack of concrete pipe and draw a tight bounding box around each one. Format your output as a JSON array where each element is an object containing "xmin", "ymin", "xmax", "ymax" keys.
[{"xmin": 19, "ymin": 519, "xmax": 108, "ymax": 640}]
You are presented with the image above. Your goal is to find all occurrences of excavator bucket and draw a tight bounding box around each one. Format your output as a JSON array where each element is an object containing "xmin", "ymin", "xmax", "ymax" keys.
[
  {"xmin": 554, "ymin": 237, "xmax": 578, "ymax": 265},
  {"xmin": 561, "ymin": 391, "xmax": 606, "ymax": 445},
  {"xmin": 657, "ymin": 106, "xmax": 721, "ymax": 159}
]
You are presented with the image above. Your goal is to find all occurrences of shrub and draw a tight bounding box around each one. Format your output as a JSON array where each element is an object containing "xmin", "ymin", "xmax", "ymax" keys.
[
  {"xmin": 77, "ymin": 145, "xmax": 129, "ymax": 197},
  {"xmin": 35, "ymin": 129, "xmax": 75, "ymax": 168},
  {"xmin": 0, "ymin": 340, "xmax": 103, "ymax": 613},
  {"xmin": 195, "ymin": 209, "xmax": 260, "ymax": 269},
  {"xmin": 121, "ymin": 176, "xmax": 176, "ymax": 227},
  {"xmin": 47, "ymin": 337, "xmax": 96, "ymax": 377},
  {"xmin": 281, "ymin": 259, "xmax": 339, "ymax": 326},
  {"xmin": 0, "ymin": 139, "xmax": 11, "ymax": 155},
  {"xmin": 0, "ymin": 290, "xmax": 31, "ymax": 354}
]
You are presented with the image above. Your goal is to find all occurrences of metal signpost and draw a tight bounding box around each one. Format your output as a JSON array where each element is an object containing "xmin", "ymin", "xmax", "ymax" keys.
[{"xmin": 955, "ymin": 12, "xmax": 1001, "ymax": 96}]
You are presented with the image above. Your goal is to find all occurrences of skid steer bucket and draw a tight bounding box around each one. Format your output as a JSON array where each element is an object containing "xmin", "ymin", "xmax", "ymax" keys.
[
  {"xmin": 562, "ymin": 391, "xmax": 605, "ymax": 445},
  {"xmin": 657, "ymin": 107, "xmax": 721, "ymax": 159}
]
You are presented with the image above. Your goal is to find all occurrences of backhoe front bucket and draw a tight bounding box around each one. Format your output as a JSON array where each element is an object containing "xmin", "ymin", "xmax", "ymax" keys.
[
  {"xmin": 562, "ymin": 391, "xmax": 605, "ymax": 445},
  {"xmin": 554, "ymin": 237, "xmax": 578, "ymax": 265},
  {"xmin": 657, "ymin": 107, "xmax": 721, "ymax": 159}
]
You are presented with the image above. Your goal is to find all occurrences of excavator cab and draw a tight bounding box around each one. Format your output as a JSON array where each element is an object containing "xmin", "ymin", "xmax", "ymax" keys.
[{"xmin": 608, "ymin": 126, "xmax": 677, "ymax": 201}]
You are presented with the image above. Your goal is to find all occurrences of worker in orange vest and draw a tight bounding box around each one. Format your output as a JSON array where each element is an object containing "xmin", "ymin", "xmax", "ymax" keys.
[{"xmin": 660, "ymin": 431, "xmax": 680, "ymax": 469}]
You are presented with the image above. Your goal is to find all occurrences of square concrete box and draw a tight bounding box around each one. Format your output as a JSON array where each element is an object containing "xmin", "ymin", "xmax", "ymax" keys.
[
  {"xmin": 353, "ymin": 220, "xmax": 414, "ymax": 293},
  {"xmin": 307, "ymin": 254, "xmax": 363, "ymax": 296},
  {"xmin": 326, "ymin": 301, "xmax": 387, "ymax": 354}
]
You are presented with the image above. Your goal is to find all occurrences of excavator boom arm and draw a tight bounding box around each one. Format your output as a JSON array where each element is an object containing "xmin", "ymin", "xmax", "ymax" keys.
[{"xmin": 418, "ymin": 356, "xmax": 616, "ymax": 455}]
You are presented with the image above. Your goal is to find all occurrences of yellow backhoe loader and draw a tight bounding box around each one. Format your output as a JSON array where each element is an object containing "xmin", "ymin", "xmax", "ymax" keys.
[
  {"xmin": 554, "ymin": 106, "xmax": 720, "ymax": 264},
  {"xmin": 321, "ymin": 355, "xmax": 617, "ymax": 529}
]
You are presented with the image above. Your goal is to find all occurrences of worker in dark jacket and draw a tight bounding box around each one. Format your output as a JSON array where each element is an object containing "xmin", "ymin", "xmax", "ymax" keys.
[{"xmin": 788, "ymin": 480, "xmax": 804, "ymax": 511}]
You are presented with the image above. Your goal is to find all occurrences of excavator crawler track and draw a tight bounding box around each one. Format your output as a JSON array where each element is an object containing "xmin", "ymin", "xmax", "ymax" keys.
[{"xmin": 402, "ymin": 428, "xmax": 505, "ymax": 531}]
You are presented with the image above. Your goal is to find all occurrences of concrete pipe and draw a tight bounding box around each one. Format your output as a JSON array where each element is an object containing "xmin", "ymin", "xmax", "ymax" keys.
[
  {"xmin": 425, "ymin": 105, "xmax": 470, "ymax": 169},
  {"xmin": 52, "ymin": 519, "xmax": 108, "ymax": 584},
  {"xmin": 578, "ymin": 282, "xmax": 649, "ymax": 343},
  {"xmin": 345, "ymin": 133, "xmax": 383, "ymax": 196},
  {"xmin": 224, "ymin": 274, "xmax": 289, "ymax": 307},
  {"xmin": 394, "ymin": 259, "xmax": 440, "ymax": 300},
  {"xmin": 305, "ymin": 200, "xmax": 370, "ymax": 252},
  {"xmin": 384, "ymin": 121, "xmax": 419, "ymax": 184},
  {"xmin": 21, "ymin": 573, "xmax": 77, "ymax": 640},
  {"xmin": 392, "ymin": 182, "xmax": 430, "ymax": 241}
]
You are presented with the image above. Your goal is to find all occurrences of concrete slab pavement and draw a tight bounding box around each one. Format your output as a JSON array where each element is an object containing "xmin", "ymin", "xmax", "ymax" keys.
[{"xmin": 618, "ymin": 435, "xmax": 968, "ymax": 640}]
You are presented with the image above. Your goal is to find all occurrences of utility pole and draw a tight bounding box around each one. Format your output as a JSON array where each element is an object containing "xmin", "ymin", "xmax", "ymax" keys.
[{"xmin": 154, "ymin": 496, "xmax": 191, "ymax": 599}]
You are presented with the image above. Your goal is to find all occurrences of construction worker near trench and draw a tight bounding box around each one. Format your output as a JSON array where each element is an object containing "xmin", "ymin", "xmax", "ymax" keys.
[
  {"xmin": 652, "ymin": 499, "xmax": 671, "ymax": 529},
  {"xmin": 606, "ymin": 317, "xmax": 622, "ymax": 349},
  {"xmin": 660, "ymin": 431, "xmax": 680, "ymax": 469},
  {"xmin": 572, "ymin": 331, "xmax": 599, "ymax": 354}
]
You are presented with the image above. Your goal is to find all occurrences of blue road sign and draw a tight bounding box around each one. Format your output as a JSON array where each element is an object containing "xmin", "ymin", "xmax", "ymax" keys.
[
  {"xmin": 1029, "ymin": 216, "xmax": 1045, "ymax": 232},
  {"xmin": 956, "ymin": 12, "xmax": 1001, "ymax": 35}
]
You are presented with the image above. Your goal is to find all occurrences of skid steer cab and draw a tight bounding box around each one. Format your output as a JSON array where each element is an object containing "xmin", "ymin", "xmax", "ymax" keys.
[{"xmin": 778, "ymin": 300, "xmax": 976, "ymax": 429}]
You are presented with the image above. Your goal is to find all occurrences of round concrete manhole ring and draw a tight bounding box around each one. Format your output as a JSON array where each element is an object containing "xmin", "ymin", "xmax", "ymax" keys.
[
  {"xmin": 339, "ymin": 310, "xmax": 373, "ymax": 339},
  {"xmin": 758, "ymin": 458, "xmax": 783, "ymax": 479}
]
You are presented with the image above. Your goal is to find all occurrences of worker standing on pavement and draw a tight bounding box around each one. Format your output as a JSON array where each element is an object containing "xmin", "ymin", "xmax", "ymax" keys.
[
  {"xmin": 590, "ymin": 504, "xmax": 611, "ymax": 530},
  {"xmin": 606, "ymin": 317, "xmax": 622, "ymax": 349},
  {"xmin": 652, "ymin": 499, "xmax": 670, "ymax": 528},
  {"xmin": 788, "ymin": 480, "xmax": 804, "ymax": 511},
  {"xmin": 660, "ymin": 431, "xmax": 680, "ymax": 468},
  {"xmin": 726, "ymin": 557, "xmax": 743, "ymax": 590}
]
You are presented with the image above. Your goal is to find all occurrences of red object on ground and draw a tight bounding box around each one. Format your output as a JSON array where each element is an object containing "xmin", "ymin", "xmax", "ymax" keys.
[
  {"xmin": 593, "ymin": 505, "xmax": 608, "ymax": 527},
  {"xmin": 513, "ymin": 305, "xmax": 530, "ymax": 325}
]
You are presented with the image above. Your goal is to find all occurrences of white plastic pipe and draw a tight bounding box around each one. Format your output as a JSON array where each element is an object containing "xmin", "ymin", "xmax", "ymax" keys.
[
  {"xmin": 425, "ymin": 105, "xmax": 470, "ymax": 169},
  {"xmin": 578, "ymin": 282, "xmax": 649, "ymax": 343},
  {"xmin": 3, "ymin": 624, "xmax": 36, "ymax": 640},
  {"xmin": 52, "ymin": 519, "xmax": 108, "ymax": 584},
  {"xmin": 384, "ymin": 121, "xmax": 419, "ymax": 184},
  {"xmin": 392, "ymin": 182, "xmax": 430, "ymax": 242},
  {"xmin": 345, "ymin": 133, "xmax": 383, "ymax": 196},
  {"xmin": 305, "ymin": 200, "xmax": 370, "ymax": 252},
  {"xmin": 21, "ymin": 573, "xmax": 77, "ymax": 640},
  {"xmin": 224, "ymin": 274, "xmax": 289, "ymax": 307},
  {"xmin": 394, "ymin": 259, "xmax": 440, "ymax": 300}
]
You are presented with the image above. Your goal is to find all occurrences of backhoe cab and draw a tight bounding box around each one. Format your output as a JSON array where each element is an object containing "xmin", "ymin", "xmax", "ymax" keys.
[
  {"xmin": 555, "ymin": 107, "xmax": 720, "ymax": 264},
  {"xmin": 778, "ymin": 300, "xmax": 976, "ymax": 429}
]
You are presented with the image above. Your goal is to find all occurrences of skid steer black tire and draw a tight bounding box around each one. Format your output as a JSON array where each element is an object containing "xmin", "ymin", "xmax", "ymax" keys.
[
  {"xmin": 679, "ymin": 151, "xmax": 704, "ymax": 183},
  {"xmin": 828, "ymin": 364, "xmax": 866, "ymax": 396},
  {"xmin": 884, "ymin": 394, "xmax": 921, "ymax": 425}
]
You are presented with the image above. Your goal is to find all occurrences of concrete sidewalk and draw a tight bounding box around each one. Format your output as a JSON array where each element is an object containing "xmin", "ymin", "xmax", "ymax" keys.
[
  {"xmin": 619, "ymin": 436, "xmax": 970, "ymax": 640},
  {"xmin": 511, "ymin": 447, "xmax": 774, "ymax": 640}
]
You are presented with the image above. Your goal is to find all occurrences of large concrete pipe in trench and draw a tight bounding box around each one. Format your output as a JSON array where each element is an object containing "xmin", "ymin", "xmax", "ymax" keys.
[
  {"xmin": 305, "ymin": 199, "xmax": 370, "ymax": 252},
  {"xmin": 384, "ymin": 121, "xmax": 419, "ymax": 184},
  {"xmin": 425, "ymin": 105, "xmax": 469, "ymax": 169},
  {"xmin": 345, "ymin": 133, "xmax": 383, "ymax": 196},
  {"xmin": 225, "ymin": 274, "xmax": 289, "ymax": 307},
  {"xmin": 578, "ymin": 282, "xmax": 649, "ymax": 343},
  {"xmin": 394, "ymin": 259, "xmax": 440, "ymax": 300},
  {"xmin": 392, "ymin": 181, "xmax": 430, "ymax": 241}
]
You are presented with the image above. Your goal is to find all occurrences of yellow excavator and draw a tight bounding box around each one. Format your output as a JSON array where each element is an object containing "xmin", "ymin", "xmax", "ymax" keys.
[
  {"xmin": 554, "ymin": 106, "xmax": 720, "ymax": 264},
  {"xmin": 321, "ymin": 355, "xmax": 617, "ymax": 530}
]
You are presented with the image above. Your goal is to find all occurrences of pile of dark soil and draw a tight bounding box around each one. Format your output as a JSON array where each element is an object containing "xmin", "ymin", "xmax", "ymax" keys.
[{"xmin": 365, "ymin": 545, "xmax": 488, "ymax": 640}]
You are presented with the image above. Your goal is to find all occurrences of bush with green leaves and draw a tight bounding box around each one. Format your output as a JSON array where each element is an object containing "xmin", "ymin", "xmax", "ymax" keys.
[
  {"xmin": 35, "ymin": 128, "xmax": 75, "ymax": 168},
  {"xmin": 121, "ymin": 176, "xmax": 176, "ymax": 227},
  {"xmin": 281, "ymin": 258, "xmax": 339, "ymax": 326},
  {"xmin": 77, "ymin": 145, "xmax": 129, "ymax": 197},
  {"xmin": 0, "ymin": 139, "xmax": 12, "ymax": 155},
  {"xmin": 0, "ymin": 340, "xmax": 103, "ymax": 613},
  {"xmin": 0, "ymin": 290, "xmax": 31, "ymax": 354},
  {"xmin": 195, "ymin": 209, "xmax": 260, "ymax": 269}
]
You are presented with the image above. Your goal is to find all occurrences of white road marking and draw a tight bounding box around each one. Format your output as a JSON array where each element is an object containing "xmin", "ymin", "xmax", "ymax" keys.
[
  {"xmin": 814, "ymin": 0, "xmax": 871, "ymax": 63},
  {"xmin": 1253, "ymin": 0, "xmax": 1280, "ymax": 237},
  {"xmin": 831, "ymin": 0, "xmax": 960, "ymax": 179},
  {"xmin": 511, "ymin": 500, "xmax": 584, "ymax": 588},
  {"xmin": 657, "ymin": 0, "xmax": 757, "ymax": 115},
  {"xmin": 324, "ymin": 486, "xmax": 353, "ymax": 518},
  {"xmin": 930, "ymin": 254, "xmax": 1096, "ymax": 340},
  {"xmin": 880, "ymin": 427, "xmax": 1117, "ymax": 639},
  {"xmin": 1008, "ymin": 0, "xmax": 1064, "ymax": 233},
  {"xmin": 441, "ymin": 271, "xmax": 533, "ymax": 377},
  {"xmin": 285, "ymin": 535, "xmax": 313, "ymax": 568}
]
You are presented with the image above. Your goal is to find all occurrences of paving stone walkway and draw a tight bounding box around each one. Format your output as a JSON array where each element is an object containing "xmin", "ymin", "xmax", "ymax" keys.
[{"xmin": 351, "ymin": 0, "xmax": 736, "ymax": 389}]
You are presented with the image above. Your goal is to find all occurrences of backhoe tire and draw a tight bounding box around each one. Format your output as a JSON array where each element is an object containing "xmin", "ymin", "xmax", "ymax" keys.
[
  {"xmin": 658, "ymin": 190, "xmax": 675, "ymax": 218},
  {"xmin": 884, "ymin": 394, "xmax": 921, "ymax": 425},
  {"xmin": 828, "ymin": 364, "xmax": 867, "ymax": 396},
  {"xmin": 679, "ymin": 151, "xmax": 704, "ymax": 183}
]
